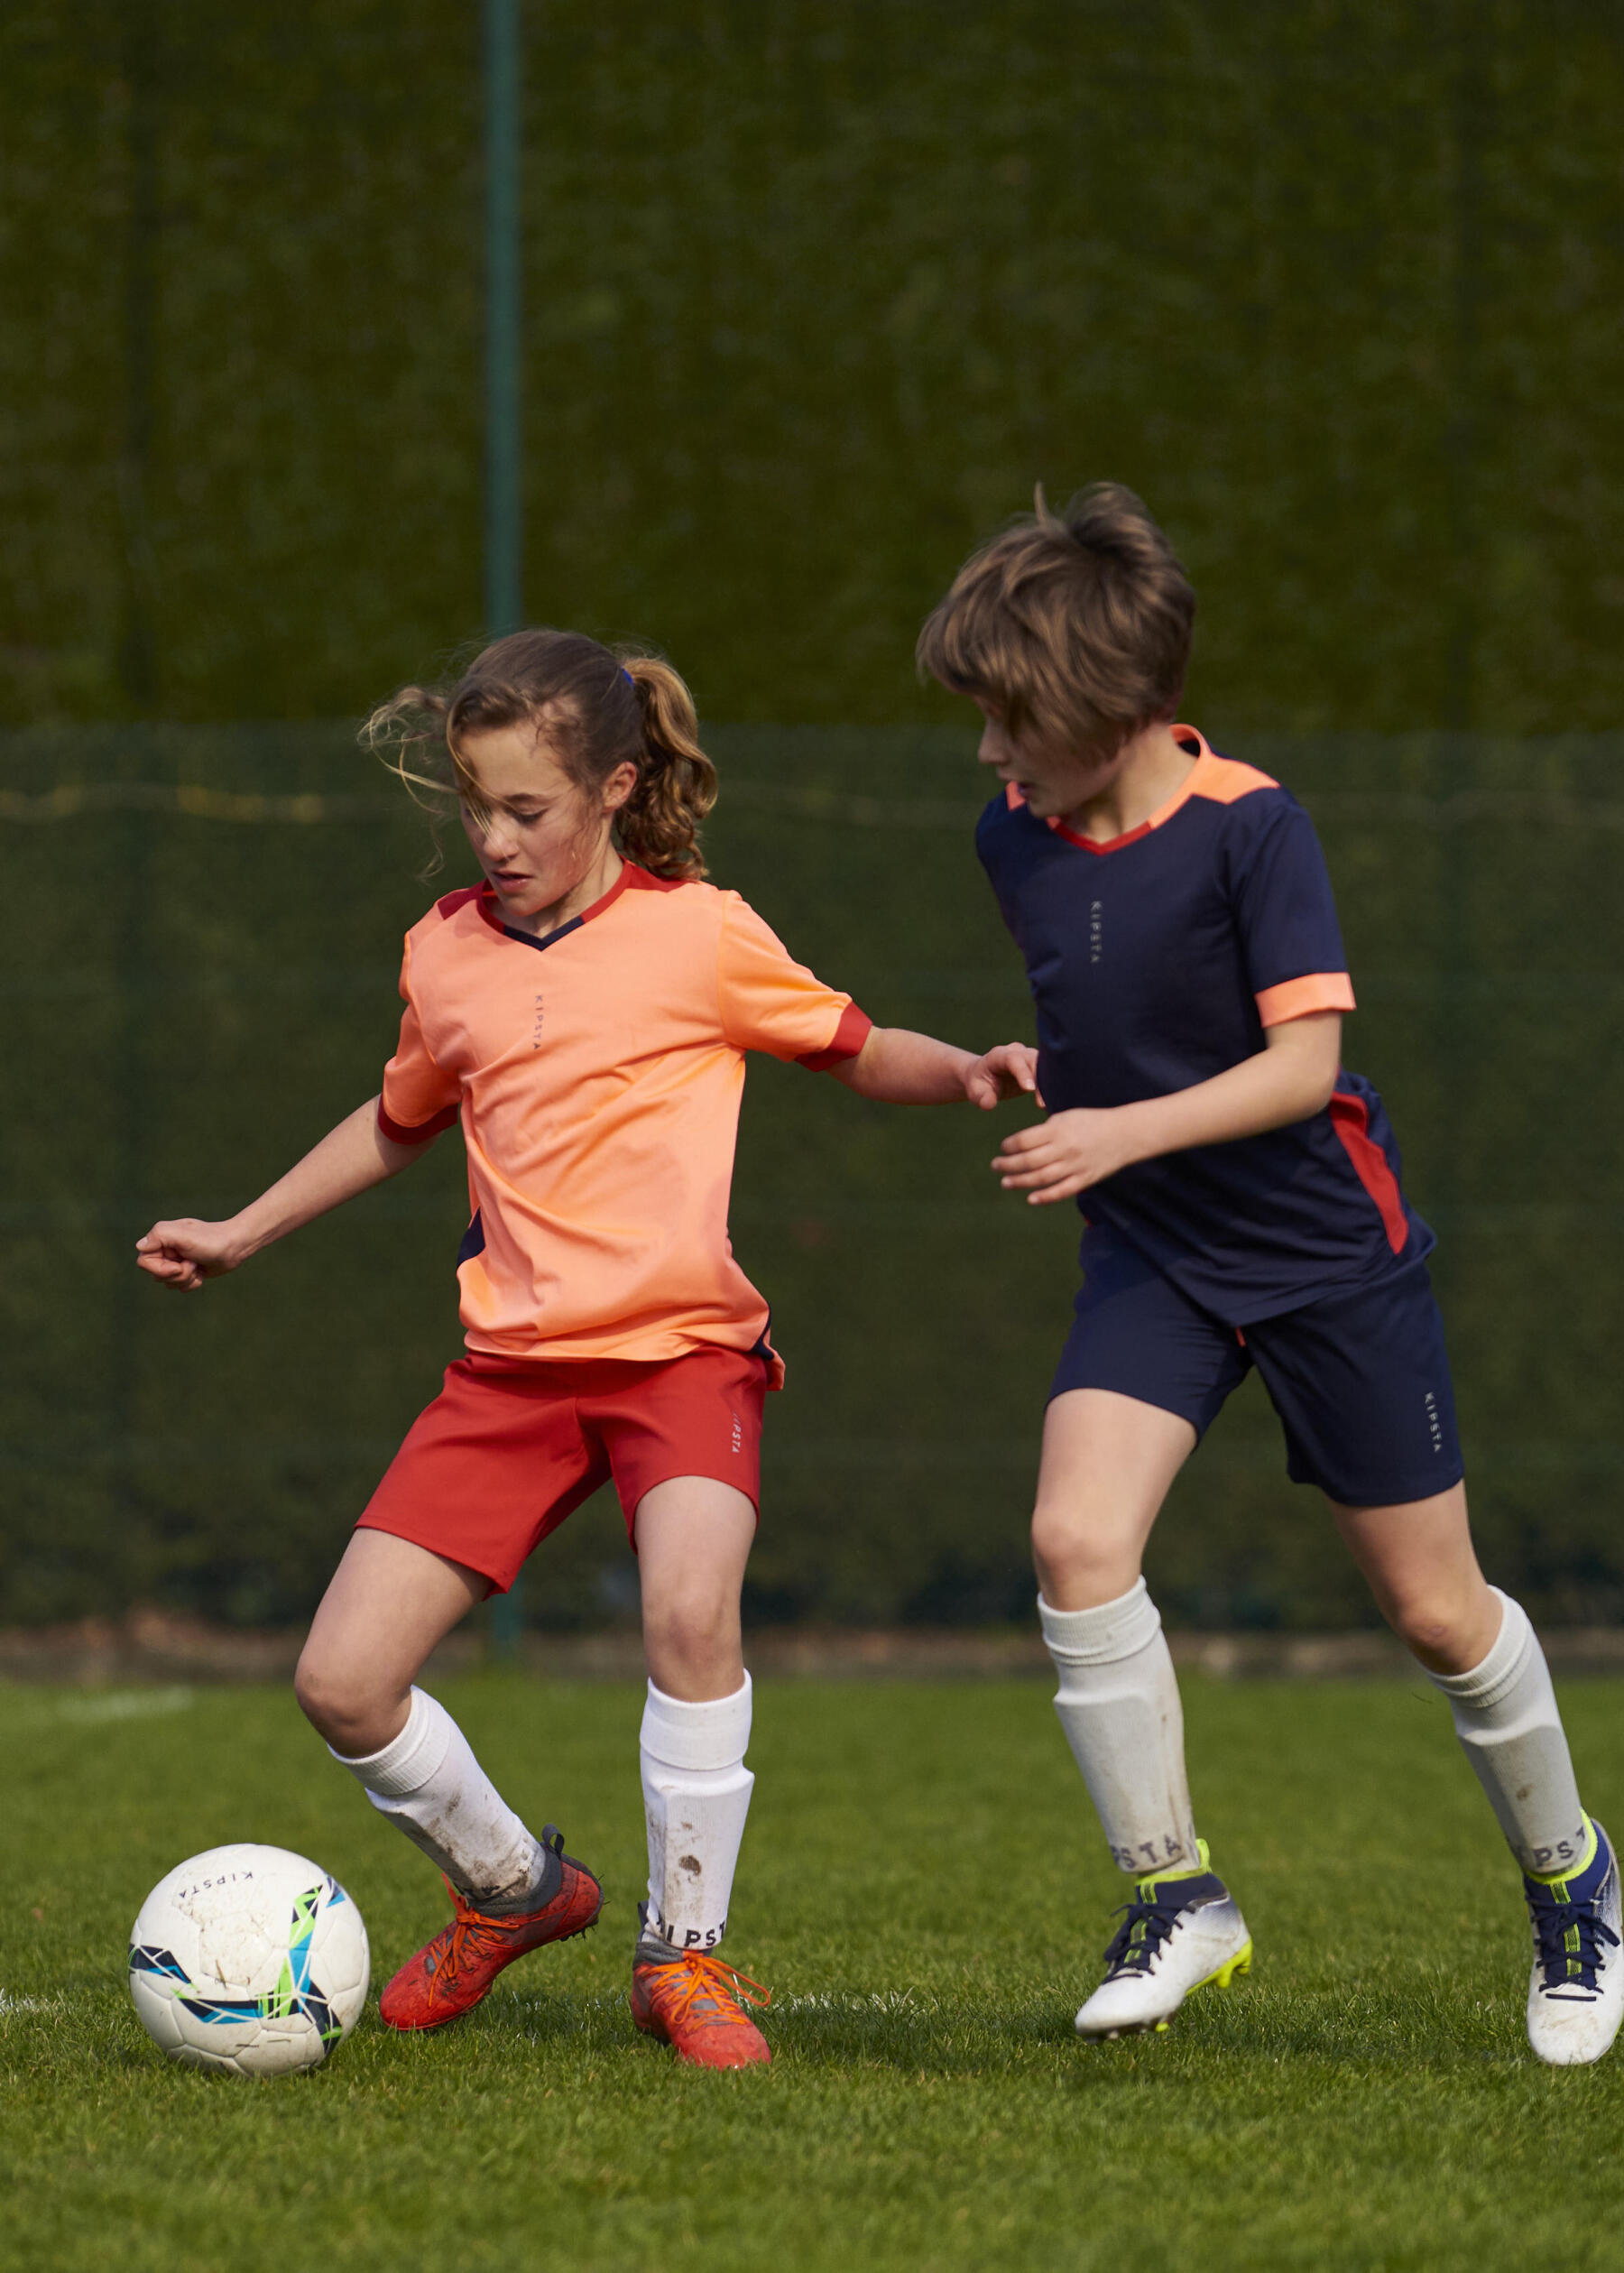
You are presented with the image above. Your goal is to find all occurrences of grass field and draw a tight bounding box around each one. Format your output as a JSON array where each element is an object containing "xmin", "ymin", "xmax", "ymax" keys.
[{"xmin": 4, "ymin": 1669, "xmax": 1621, "ymax": 2272}]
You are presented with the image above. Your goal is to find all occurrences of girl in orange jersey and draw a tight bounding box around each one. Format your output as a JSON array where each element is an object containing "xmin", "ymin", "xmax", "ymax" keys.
[{"xmin": 136, "ymin": 629, "xmax": 1035, "ymax": 2069}]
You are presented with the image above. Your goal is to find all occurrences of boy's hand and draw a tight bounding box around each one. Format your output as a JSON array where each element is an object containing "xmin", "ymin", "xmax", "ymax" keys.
[
  {"xmin": 135, "ymin": 1218, "xmax": 248, "ymax": 1291},
  {"xmin": 962, "ymin": 1042, "xmax": 1042, "ymax": 1111},
  {"xmin": 992, "ymin": 1107, "xmax": 1135, "ymax": 1204}
]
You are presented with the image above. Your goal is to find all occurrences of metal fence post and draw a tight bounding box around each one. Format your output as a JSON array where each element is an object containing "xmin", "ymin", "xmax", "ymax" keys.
[
  {"xmin": 484, "ymin": 0, "xmax": 523, "ymax": 642},
  {"xmin": 484, "ymin": 0, "xmax": 526, "ymax": 1660}
]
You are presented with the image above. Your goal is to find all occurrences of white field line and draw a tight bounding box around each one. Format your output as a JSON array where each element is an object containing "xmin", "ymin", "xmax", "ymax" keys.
[
  {"xmin": 774, "ymin": 1990, "xmax": 939, "ymax": 2013},
  {"xmin": 503, "ymin": 1986, "xmax": 943, "ymax": 2018},
  {"xmin": 0, "ymin": 1687, "xmax": 196, "ymax": 1727}
]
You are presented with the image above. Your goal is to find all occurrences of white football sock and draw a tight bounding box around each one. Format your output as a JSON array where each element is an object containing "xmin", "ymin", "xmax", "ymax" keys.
[
  {"xmin": 331, "ymin": 1686, "xmax": 552, "ymax": 1912},
  {"xmin": 1422, "ymin": 1587, "xmax": 1589, "ymax": 1877},
  {"xmin": 638, "ymin": 1676, "xmax": 754, "ymax": 1955},
  {"xmin": 1039, "ymin": 1583, "xmax": 1201, "ymax": 1878}
]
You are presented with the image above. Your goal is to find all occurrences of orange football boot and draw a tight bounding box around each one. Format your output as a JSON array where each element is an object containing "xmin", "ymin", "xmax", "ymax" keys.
[
  {"xmin": 379, "ymin": 1827, "xmax": 603, "ymax": 2031},
  {"xmin": 631, "ymin": 1949, "xmax": 772, "ymax": 2068}
]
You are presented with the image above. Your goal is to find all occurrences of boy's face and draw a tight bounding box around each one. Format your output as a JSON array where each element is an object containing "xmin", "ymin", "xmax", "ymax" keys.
[{"xmin": 973, "ymin": 700, "xmax": 1131, "ymax": 823}]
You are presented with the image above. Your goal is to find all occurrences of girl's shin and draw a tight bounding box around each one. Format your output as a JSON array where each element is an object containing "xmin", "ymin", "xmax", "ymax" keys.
[
  {"xmin": 638, "ymin": 1675, "xmax": 754, "ymax": 1953},
  {"xmin": 332, "ymin": 1685, "xmax": 556, "ymax": 1912}
]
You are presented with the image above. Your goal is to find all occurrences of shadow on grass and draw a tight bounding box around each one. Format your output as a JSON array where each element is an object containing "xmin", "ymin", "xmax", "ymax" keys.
[
  {"xmin": 457, "ymin": 1971, "xmax": 1586, "ymax": 2084},
  {"xmin": 60, "ymin": 1973, "xmax": 1594, "ymax": 2098},
  {"xmin": 452, "ymin": 1983, "xmax": 1135, "ymax": 2077}
]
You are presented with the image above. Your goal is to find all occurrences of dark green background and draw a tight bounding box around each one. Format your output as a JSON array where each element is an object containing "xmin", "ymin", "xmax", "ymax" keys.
[
  {"xmin": 5, "ymin": 1, "xmax": 1622, "ymax": 731},
  {"xmin": 5, "ymin": 724, "xmax": 1623, "ymax": 1632},
  {"xmin": 4, "ymin": 5, "xmax": 1622, "ymax": 1630}
]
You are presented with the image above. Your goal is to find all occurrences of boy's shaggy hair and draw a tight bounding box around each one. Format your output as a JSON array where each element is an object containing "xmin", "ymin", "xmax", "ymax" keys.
[{"xmin": 917, "ymin": 483, "xmax": 1195, "ymax": 755}]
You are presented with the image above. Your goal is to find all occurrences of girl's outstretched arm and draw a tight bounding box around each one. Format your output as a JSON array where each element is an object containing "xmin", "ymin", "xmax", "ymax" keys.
[
  {"xmin": 829, "ymin": 1030, "xmax": 1039, "ymax": 1109},
  {"xmin": 135, "ymin": 1095, "xmax": 430, "ymax": 1290}
]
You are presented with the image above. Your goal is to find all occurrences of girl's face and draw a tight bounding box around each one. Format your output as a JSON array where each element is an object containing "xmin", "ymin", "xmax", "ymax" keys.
[
  {"xmin": 973, "ymin": 700, "xmax": 1131, "ymax": 822},
  {"xmin": 457, "ymin": 719, "xmax": 635, "ymax": 927}
]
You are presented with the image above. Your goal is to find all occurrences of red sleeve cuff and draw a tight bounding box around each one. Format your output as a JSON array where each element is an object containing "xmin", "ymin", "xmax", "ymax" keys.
[
  {"xmin": 377, "ymin": 1098, "xmax": 460, "ymax": 1145},
  {"xmin": 795, "ymin": 1003, "xmax": 873, "ymax": 1072}
]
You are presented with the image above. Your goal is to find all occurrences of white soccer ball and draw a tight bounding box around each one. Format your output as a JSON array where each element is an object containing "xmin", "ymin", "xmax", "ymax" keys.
[{"xmin": 129, "ymin": 1843, "xmax": 369, "ymax": 2075}]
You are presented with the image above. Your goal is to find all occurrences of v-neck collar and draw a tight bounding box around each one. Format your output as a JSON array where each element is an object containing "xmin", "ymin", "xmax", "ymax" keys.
[
  {"xmin": 1031, "ymin": 726, "xmax": 1213, "ymax": 856},
  {"xmin": 475, "ymin": 860, "xmax": 635, "ymax": 954}
]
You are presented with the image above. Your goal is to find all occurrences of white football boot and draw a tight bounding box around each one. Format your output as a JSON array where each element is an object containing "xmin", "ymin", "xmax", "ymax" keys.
[
  {"xmin": 1524, "ymin": 1818, "xmax": 1623, "ymax": 2066},
  {"xmin": 1075, "ymin": 1841, "xmax": 1252, "ymax": 2040}
]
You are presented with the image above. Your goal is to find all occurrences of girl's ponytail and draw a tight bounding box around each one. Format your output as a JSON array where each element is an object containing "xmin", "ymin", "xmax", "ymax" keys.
[
  {"xmin": 364, "ymin": 629, "xmax": 718, "ymax": 882},
  {"xmin": 618, "ymin": 654, "xmax": 717, "ymax": 881}
]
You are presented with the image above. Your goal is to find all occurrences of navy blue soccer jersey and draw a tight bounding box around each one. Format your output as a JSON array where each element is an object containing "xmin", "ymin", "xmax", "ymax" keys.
[{"xmin": 976, "ymin": 727, "xmax": 1434, "ymax": 1325}]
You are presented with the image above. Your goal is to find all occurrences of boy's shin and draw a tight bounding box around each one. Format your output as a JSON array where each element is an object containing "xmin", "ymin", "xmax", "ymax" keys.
[
  {"xmin": 1423, "ymin": 1588, "xmax": 1589, "ymax": 1876},
  {"xmin": 1039, "ymin": 1582, "xmax": 1200, "ymax": 1875}
]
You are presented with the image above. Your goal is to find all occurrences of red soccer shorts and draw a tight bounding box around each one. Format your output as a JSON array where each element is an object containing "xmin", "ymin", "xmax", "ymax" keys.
[{"xmin": 355, "ymin": 1345, "xmax": 770, "ymax": 1594}]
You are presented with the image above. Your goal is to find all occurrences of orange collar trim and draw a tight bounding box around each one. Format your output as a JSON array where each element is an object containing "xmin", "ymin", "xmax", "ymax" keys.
[
  {"xmin": 477, "ymin": 858, "xmax": 639, "ymax": 943},
  {"xmin": 1042, "ymin": 725, "xmax": 1213, "ymax": 855}
]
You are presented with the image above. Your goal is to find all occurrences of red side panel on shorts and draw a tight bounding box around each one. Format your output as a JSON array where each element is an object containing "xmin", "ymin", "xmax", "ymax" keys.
[{"xmin": 1329, "ymin": 1091, "xmax": 1407, "ymax": 1254}]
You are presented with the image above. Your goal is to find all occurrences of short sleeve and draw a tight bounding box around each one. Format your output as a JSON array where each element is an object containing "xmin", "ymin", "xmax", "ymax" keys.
[
  {"xmin": 377, "ymin": 933, "xmax": 462, "ymax": 1143},
  {"xmin": 717, "ymin": 894, "xmax": 872, "ymax": 1067},
  {"xmin": 1233, "ymin": 800, "xmax": 1357, "ymax": 1027}
]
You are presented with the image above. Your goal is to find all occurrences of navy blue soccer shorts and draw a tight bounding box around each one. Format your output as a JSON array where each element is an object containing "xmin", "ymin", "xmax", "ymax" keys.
[{"xmin": 1050, "ymin": 1224, "xmax": 1464, "ymax": 1508}]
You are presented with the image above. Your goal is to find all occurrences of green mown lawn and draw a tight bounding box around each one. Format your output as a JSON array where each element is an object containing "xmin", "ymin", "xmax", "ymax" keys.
[{"xmin": 0, "ymin": 1669, "xmax": 1616, "ymax": 2271}]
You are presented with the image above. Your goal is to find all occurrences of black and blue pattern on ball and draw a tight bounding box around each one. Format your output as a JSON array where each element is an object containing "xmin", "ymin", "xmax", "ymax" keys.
[{"xmin": 130, "ymin": 1876, "xmax": 346, "ymax": 2044}]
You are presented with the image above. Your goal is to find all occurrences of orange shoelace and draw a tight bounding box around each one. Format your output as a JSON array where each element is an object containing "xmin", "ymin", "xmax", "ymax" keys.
[
  {"xmin": 654, "ymin": 1954, "xmax": 771, "ymax": 2028},
  {"xmin": 433, "ymin": 1884, "xmax": 546, "ymax": 1993}
]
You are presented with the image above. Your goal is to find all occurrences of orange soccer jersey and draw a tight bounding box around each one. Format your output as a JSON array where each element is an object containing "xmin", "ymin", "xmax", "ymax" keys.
[{"xmin": 376, "ymin": 864, "xmax": 871, "ymax": 1378}]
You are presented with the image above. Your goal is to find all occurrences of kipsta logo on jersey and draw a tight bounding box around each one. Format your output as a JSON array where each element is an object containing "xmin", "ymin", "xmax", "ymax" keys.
[
  {"xmin": 1089, "ymin": 901, "xmax": 1103, "ymax": 965},
  {"xmin": 531, "ymin": 993, "xmax": 545, "ymax": 1049},
  {"xmin": 1425, "ymin": 1389, "xmax": 1443, "ymax": 1455}
]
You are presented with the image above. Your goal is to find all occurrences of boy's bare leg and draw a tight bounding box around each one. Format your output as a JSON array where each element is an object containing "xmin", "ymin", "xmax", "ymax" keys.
[
  {"xmin": 1032, "ymin": 1389, "xmax": 1195, "ymax": 1609},
  {"xmin": 1029, "ymin": 1390, "xmax": 1204, "ymax": 1874},
  {"xmin": 1335, "ymin": 1483, "xmax": 1588, "ymax": 1875},
  {"xmin": 1336, "ymin": 1479, "xmax": 1616, "ymax": 2064},
  {"xmin": 1331, "ymin": 1482, "xmax": 1496, "ymax": 1673},
  {"xmin": 1031, "ymin": 1390, "xmax": 1250, "ymax": 2035}
]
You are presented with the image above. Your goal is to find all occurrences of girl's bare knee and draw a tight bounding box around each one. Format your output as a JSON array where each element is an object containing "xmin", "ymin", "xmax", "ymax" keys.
[
  {"xmin": 647, "ymin": 1603, "xmax": 726, "ymax": 1662},
  {"xmin": 293, "ymin": 1650, "xmax": 389, "ymax": 1753},
  {"xmin": 642, "ymin": 1594, "xmax": 741, "ymax": 1696},
  {"xmin": 292, "ymin": 1648, "xmax": 328, "ymax": 1724}
]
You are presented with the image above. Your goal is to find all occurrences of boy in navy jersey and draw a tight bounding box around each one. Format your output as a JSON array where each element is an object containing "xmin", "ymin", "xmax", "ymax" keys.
[{"xmin": 918, "ymin": 485, "xmax": 1619, "ymax": 2065}]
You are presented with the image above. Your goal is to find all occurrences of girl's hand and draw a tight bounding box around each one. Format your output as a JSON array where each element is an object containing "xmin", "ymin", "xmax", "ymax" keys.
[
  {"xmin": 134, "ymin": 1217, "xmax": 248, "ymax": 1291},
  {"xmin": 992, "ymin": 1107, "xmax": 1136, "ymax": 1204},
  {"xmin": 962, "ymin": 1042, "xmax": 1043, "ymax": 1111}
]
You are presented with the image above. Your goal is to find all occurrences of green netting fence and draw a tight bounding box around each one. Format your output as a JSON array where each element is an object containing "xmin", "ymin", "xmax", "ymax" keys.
[{"xmin": 4, "ymin": 723, "xmax": 1623, "ymax": 1631}]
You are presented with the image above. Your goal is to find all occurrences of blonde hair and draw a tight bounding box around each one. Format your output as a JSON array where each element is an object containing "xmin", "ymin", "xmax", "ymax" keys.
[
  {"xmin": 917, "ymin": 483, "xmax": 1195, "ymax": 755},
  {"xmin": 363, "ymin": 629, "xmax": 717, "ymax": 880}
]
